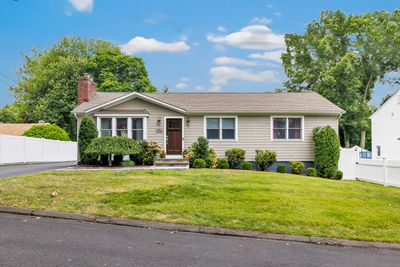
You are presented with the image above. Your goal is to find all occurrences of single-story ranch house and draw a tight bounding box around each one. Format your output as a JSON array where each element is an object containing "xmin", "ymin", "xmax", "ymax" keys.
[{"xmin": 72, "ymin": 74, "xmax": 343, "ymax": 165}]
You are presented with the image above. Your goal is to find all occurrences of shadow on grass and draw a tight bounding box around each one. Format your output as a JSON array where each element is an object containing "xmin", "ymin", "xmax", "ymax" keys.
[{"xmin": 101, "ymin": 183, "xmax": 210, "ymax": 207}]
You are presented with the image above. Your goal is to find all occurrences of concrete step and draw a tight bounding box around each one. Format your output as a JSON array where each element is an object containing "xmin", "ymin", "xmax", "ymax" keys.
[{"xmin": 154, "ymin": 158, "xmax": 189, "ymax": 168}]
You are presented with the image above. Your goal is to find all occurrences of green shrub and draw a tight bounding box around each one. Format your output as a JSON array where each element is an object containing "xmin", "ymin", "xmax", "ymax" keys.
[
  {"xmin": 121, "ymin": 160, "xmax": 135, "ymax": 167},
  {"xmin": 129, "ymin": 140, "xmax": 160, "ymax": 165},
  {"xmin": 312, "ymin": 126, "xmax": 340, "ymax": 178},
  {"xmin": 277, "ymin": 164, "xmax": 287, "ymax": 173},
  {"xmin": 193, "ymin": 158, "xmax": 206, "ymax": 168},
  {"xmin": 225, "ymin": 148, "xmax": 245, "ymax": 168},
  {"xmin": 289, "ymin": 161, "xmax": 305, "ymax": 174},
  {"xmin": 216, "ymin": 159, "xmax": 229, "ymax": 169},
  {"xmin": 191, "ymin": 136, "xmax": 210, "ymax": 160},
  {"xmin": 159, "ymin": 150, "xmax": 166, "ymax": 159},
  {"xmin": 255, "ymin": 150, "xmax": 277, "ymax": 171},
  {"xmin": 206, "ymin": 148, "xmax": 218, "ymax": 168},
  {"xmin": 306, "ymin": 167, "xmax": 317, "ymax": 177},
  {"xmin": 23, "ymin": 124, "xmax": 70, "ymax": 141},
  {"xmin": 241, "ymin": 161, "xmax": 252, "ymax": 170},
  {"xmin": 85, "ymin": 136, "xmax": 140, "ymax": 166},
  {"xmin": 78, "ymin": 117, "xmax": 98, "ymax": 165},
  {"xmin": 188, "ymin": 137, "xmax": 216, "ymax": 168},
  {"xmin": 335, "ymin": 170, "xmax": 343, "ymax": 180}
]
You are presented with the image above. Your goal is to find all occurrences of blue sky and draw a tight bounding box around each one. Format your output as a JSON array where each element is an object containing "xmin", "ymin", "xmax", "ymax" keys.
[{"xmin": 0, "ymin": 0, "xmax": 398, "ymax": 107}]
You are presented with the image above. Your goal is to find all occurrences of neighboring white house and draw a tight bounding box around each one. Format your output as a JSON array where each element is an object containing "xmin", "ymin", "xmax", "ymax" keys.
[{"xmin": 370, "ymin": 89, "xmax": 400, "ymax": 160}]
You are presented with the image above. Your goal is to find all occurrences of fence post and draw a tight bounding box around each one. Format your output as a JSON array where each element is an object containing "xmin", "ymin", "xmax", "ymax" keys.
[
  {"xmin": 383, "ymin": 158, "xmax": 388, "ymax": 186},
  {"xmin": 355, "ymin": 147, "xmax": 359, "ymax": 180},
  {"xmin": 23, "ymin": 136, "xmax": 26, "ymax": 163},
  {"xmin": 0, "ymin": 136, "xmax": 2, "ymax": 165}
]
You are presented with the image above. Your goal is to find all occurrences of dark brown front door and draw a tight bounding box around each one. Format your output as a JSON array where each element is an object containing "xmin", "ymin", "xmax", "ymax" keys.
[{"xmin": 166, "ymin": 118, "xmax": 182, "ymax": 155}]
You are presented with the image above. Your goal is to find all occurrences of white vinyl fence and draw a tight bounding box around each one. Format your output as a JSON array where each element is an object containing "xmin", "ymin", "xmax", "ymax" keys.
[
  {"xmin": 0, "ymin": 135, "xmax": 77, "ymax": 165},
  {"xmin": 339, "ymin": 147, "xmax": 400, "ymax": 187}
]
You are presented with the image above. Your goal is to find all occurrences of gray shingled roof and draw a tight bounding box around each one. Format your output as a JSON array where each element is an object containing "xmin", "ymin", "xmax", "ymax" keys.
[{"xmin": 73, "ymin": 92, "xmax": 343, "ymax": 115}]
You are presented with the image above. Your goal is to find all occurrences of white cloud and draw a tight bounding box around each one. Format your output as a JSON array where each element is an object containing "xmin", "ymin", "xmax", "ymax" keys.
[
  {"xmin": 69, "ymin": 0, "xmax": 93, "ymax": 12},
  {"xmin": 213, "ymin": 44, "xmax": 226, "ymax": 52},
  {"xmin": 143, "ymin": 13, "xmax": 168, "ymax": 25},
  {"xmin": 217, "ymin": 26, "xmax": 227, "ymax": 32},
  {"xmin": 209, "ymin": 85, "xmax": 222, "ymax": 92},
  {"xmin": 249, "ymin": 49, "xmax": 284, "ymax": 63},
  {"xmin": 195, "ymin": 85, "xmax": 204, "ymax": 91},
  {"xmin": 266, "ymin": 4, "xmax": 273, "ymax": 8},
  {"xmin": 213, "ymin": 56, "xmax": 256, "ymax": 66},
  {"xmin": 274, "ymin": 11, "xmax": 282, "ymax": 17},
  {"xmin": 175, "ymin": 77, "xmax": 189, "ymax": 90},
  {"xmin": 210, "ymin": 66, "xmax": 278, "ymax": 86},
  {"xmin": 120, "ymin": 37, "xmax": 190, "ymax": 54},
  {"xmin": 207, "ymin": 25, "xmax": 285, "ymax": 50},
  {"xmin": 250, "ymin": 17, "xmax": 272, "ymax": 25},
  {"xmin": 175, "ymin": 82, "xmax": 187, "ymax": 89}
]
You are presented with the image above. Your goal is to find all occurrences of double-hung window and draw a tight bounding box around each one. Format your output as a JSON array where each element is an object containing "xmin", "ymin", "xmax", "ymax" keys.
[
  {"xmin": 116, "ymin": 118, "xmax": 128, "ymax": 136},
  {"xmin": 132, "ymin": 118, "xmax": 144, "ymax": 140},
  {"xmin": 272, "ymin": 117, "xmax": 303, "ymax": 140},
  {"xmin": 100, "ymin": 118, "xmax": 112, "ymax": 136},
  {"xmin": 205, "ymin": 117, "xmax": 237, "ymax": 140}
]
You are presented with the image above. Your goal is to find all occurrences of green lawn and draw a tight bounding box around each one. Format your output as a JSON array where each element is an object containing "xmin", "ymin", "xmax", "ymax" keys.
[{"xmin": 0, "ymin": 169, "xmax": 399, "ymax": 242}]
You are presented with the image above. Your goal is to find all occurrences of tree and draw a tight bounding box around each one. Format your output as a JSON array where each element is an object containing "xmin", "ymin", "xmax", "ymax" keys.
[
  {"xmin": 380, "ymin": 93, "xmax": 394, "ymax": 107},
  {"xmin": 162, "ymin": 84, "xmax": 169, "ymax": 93},
  {"xmin": 282, "ymin": 10, "xmax": 400, "ymax": 148},
  {"xmin": 78, "ymin": 117, "xmax": 98, "ymax": 164},
  {"xmin": 0, "ymin": 104, "xmax": 22, "ymax": 123},
  {"xmin": 9, "ymin": 36, "xmax": 157, "ymax": 139}
]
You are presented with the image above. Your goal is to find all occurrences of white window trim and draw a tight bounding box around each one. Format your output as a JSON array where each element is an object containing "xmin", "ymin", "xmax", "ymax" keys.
[
  {"xmin": 164, "ymin": 116, "xmax": 185, "ymax": 154},
  {"xmin": 204, "ymin": 116, "xmax": 238, "ymax": 141},
  {"xmin": 96, "ymin": 116, "xmax": 147, "ymax": 140},
  {"xmin": 270, "ymin": 116, "xmax": 304, "ymax": 141}
]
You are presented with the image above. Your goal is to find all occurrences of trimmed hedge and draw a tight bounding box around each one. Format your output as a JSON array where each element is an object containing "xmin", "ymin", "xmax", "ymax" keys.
[
  {"xmin": 289, "ymin": 161, "xmax": 305, "ymax": 174},
  {"xmin": 312, "ymin": 126, "xmax": 340, "ymax": 178},
  {"xmin": 85, "ymin": 136, "xmax": 140, "ymax": 166},
  {"xmin": 241, "ymin": 161, "xmax": 252, "ymax": 170},
  {"xmin": 306, "ymin": 168, "xmax": 317, "ymax": 177},
  {"xmin": 277, "ymin": 164, "xmax": 286, "ymax": 173},
  {"xmin": 193, "ymin": 158, "xmax": 206, "ymax": 168},
  {"xmin": 335, "ymin": 170, "xmax": 343, "ymax": 180},
  {"xmin": 78, "ymin": 117, "xmax": 98, "ymax": 164},
  {"xmin": 216, "ymin": 159, "xmax": 229, "ymax": 169},
  {"xmin": 23, "ymin": 124, "xmax": 70, "ymax": 141},
  {"xmin": 121, "ymin": 160, "xmax": 135, "ymax": 167},
  {"xmin": 225, "ymin": 148, "xmax": 245, "ymax": 168},
  {"xmin": 255, "ymin": 150, "xmax": 277, "ymax": 171}
]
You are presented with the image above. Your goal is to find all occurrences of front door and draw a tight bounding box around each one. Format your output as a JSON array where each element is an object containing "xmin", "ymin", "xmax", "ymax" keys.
[{"xmin": 166, "ymin": 118, "xmax": 182, "ymax": 155}]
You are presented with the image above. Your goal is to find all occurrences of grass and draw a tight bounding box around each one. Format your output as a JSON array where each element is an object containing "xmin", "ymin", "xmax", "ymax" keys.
[{"xmin": 0, "ymin": 169, "xmax": 399, "ymax": 242}]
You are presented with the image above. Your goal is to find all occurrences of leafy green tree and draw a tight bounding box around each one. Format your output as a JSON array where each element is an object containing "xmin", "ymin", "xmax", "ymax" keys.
[
  {"xmin": 78, "ymin": 117, "xmax": 98, "ymax": 164},
  {"xmin": 282, "ymin": 10, "xmax": 400, "ymax": 148},
  {"xmin": 10, "ymin": 36, "xmax": 157, "ymax": 139},
  {"xmin": 380, "ymin": 93, "xmax": 394, "ymax": 107},
  {"xmin": 0, "ymin": 104, "xmax": 22, "ymax": 123}
]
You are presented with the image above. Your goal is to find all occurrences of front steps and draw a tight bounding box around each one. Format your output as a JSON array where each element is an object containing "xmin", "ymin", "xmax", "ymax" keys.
[{"xmin": 154, "ymin": 158, "xmax": 189, "ymax": 169}]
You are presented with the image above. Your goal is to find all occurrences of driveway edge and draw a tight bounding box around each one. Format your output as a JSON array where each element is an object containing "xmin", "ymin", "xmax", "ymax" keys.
[{"xmin": 0, "ymin": 205, "xmax": 399, "ymax": 250}]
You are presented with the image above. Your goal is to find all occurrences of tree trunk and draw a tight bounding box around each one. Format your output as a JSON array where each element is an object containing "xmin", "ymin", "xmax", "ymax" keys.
[
  {"xmin": 108, "ymin": 155, "xmax": 112, "ymax": 167},
  {"xmin": 343, "ymin": 128, "xmax": 350, "ymax": 148},
  {"xmin": 360, "ymin": 130, "xmax": 366, "ymax": 149},
  {"xmin": 360, "ymin": 73, "xmax": 373, "ymax": 148}
]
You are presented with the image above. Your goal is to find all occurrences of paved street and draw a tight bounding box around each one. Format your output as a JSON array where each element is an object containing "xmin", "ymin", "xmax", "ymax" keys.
[
  {"xmin": 0, "ymin": 213, "xmax": 399, "ymax": 267},
  {"xmin": 0, "ymin": 162, "xmax": 76, "ymax": 178}
]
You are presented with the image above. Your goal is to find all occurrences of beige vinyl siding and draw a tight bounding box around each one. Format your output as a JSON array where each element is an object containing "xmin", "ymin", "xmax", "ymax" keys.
[
  {"xmin": 185, "ymin": 115, "xmax": 338, "ymax": 161},
  {"xmin": 85, "ymin": 97, "xmax": 339, "ymax": 162}
]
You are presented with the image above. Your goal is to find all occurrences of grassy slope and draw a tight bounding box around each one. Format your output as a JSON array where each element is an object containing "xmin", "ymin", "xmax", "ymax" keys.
[{"xmin": 0, "ymin": 169, "xmax": 399, "ymax": 242}]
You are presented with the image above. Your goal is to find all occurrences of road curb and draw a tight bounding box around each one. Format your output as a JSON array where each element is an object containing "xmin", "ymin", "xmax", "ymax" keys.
[{"xmin": 0, "ymin": 205, "xmax": 399, "ymax": 250}]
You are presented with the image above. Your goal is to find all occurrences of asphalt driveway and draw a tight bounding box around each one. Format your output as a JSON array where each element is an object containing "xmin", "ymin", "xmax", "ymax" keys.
[
  {"xmin": 0, "ymin": 212, "xmax": 399, "ymax": 267},
  {"xmin": 0, "ymin": 161, "xmax": 76, "ymax": 178}
]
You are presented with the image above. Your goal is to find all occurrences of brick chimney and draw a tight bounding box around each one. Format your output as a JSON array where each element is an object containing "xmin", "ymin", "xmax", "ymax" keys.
[{"xmin": 77, "ymin": 73, "xmax": 96, "ymax": 105}]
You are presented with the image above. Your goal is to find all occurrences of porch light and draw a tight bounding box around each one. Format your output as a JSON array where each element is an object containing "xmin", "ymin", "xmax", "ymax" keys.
[
  {"xmin": 157, "ymin": 117, "xmax": 162, "ymax": 126},
  {"xmin": 186, "ymin": 118, "xmax": 190, "ymax": 126}
]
